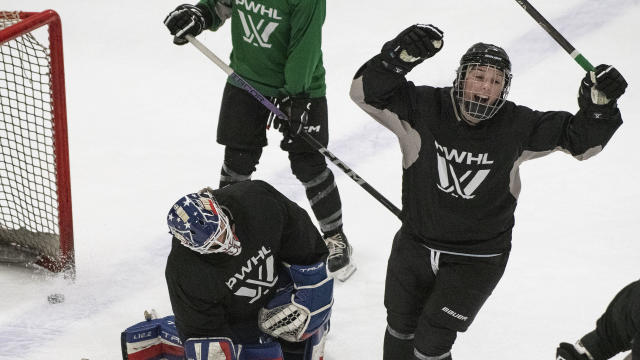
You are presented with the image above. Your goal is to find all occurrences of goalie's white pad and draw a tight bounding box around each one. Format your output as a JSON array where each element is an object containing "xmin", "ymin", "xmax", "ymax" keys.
[
  {"xmin": 259, "ymin": 302, "xmax": 311, "ymax": 342},
  {"xmin": 258, "ymin": 262, "xmax": 333, "ymax": 342}
]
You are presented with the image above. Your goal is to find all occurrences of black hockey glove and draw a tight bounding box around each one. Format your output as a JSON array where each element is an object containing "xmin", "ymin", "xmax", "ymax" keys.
[
  {"xmin": 380, "ymin": 24, "xmax": 444, "ymax": 75},
  {"xmin": 272, "ymin": 95, "xmax": 310, "ymax": 138},
  {"xmin": 579, "ymin": 64, "xmax": 627, "ymax": 107},
  {"xmin": 164, "ymin": 4, "xmax": 212, "ymax": 45},
  {"xmin": 556, "ymin": 342, "xmax": 591, "ymax": 360}
]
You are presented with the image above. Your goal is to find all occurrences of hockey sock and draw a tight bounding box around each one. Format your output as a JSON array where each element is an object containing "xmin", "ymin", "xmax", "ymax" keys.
[{"xmin": 384, "ymin": 327, "xmax": 414, "ymax": 360}]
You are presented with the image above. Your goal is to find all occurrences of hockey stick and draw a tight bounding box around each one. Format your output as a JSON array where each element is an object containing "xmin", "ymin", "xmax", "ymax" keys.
[
  {"xmin": 184, "ymin": 34, "xmax": 402, "ymax": 219},
  {"xmin": 514, "ymin": 0, "xmax": 595, "ymax": 71}
]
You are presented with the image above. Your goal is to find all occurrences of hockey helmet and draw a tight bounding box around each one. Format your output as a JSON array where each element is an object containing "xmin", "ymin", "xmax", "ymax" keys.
[
  {"xmin": 453, "ymin": 42, "xmax": 512, "ymax": 123},
  {"xmin": 167, "ymin": 191, "xmax": 241, "ymax": 255}
]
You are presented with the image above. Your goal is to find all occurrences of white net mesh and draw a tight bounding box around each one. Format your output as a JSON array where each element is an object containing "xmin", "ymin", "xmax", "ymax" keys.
[{"xmin": 0, "ymin": 11, "xmax": 60, "ymax": 258}]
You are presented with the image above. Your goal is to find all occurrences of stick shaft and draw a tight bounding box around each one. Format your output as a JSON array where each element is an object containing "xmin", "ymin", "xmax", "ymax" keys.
[
  {"xmin": 185, "ymin": 35, "xmax": 402, "ymax": 218},
  {"xmin": 514, "ymin": 0, "xmax": 595, "ymax": 71}
]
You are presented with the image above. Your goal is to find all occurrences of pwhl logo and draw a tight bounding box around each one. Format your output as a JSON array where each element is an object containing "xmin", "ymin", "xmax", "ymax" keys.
[
  {"xmin": 435, "ymin": 140, "xmax": 493, "ymax": 199},
  {"xmin": 236, "ymin": 0, "xmax": 282, "ymax": 48},
  {"xmin": 225, "ymin": 246, "xmax": 277, "ymax": 303}
]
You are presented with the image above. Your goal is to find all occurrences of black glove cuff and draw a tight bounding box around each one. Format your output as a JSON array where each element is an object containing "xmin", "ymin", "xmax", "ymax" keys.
[{"xmin": 370, "ymin": 53, "xmax": 411, "ymax": 76}]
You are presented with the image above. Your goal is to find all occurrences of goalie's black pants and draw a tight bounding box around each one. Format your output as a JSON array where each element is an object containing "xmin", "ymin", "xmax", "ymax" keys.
[
  {"xmin": 216, "ymin": 83, "xmax": 344, "ymax": 236},
  {"xmin": 384, "ymin": 229, "xmax": 509, "ymax": 359},
  {"xmin": 579, "ymin": 279, "xmax": 640, "ymax": 360}
]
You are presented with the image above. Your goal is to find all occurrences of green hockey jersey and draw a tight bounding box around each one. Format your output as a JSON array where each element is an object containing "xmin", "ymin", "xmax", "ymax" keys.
[{"xmin": 198, "ymin": 0, "xmax": 326, "ymax": 98}]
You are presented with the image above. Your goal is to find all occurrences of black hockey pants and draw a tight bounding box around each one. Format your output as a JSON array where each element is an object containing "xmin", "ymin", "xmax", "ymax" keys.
[
  {"xmin": 383, "ymin": 229, "xmax": 508, "ymax": 359},
  {"xmin": 216, "ymin": 83, "xmax": 343, "ymax": 236},
  {"xmin": 580, "ymin": 279, "xmax": 640, "ymax": 360}
]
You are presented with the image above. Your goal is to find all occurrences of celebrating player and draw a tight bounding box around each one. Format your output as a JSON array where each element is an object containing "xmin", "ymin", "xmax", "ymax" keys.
[{"xmin": 350, "ymin": 24, "xmax": 627, "ymax": 359}]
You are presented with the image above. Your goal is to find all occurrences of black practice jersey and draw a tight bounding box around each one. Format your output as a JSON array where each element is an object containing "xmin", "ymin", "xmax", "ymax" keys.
[
  {"xmin": 351, "ymin": 56, "xmax": 622, "ymax": 255},
  {"xmin": 165, "ymin": 180, "xmax": 328, "ymax": 343}
]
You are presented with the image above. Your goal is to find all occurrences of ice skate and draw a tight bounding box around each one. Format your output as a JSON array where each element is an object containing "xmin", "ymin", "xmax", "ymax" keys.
[{"xmin": 324, "ymin": 231, "xmax": 356, "ymax": 281}]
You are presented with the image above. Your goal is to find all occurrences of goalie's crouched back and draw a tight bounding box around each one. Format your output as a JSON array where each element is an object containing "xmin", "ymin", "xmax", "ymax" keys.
[{"xmin": 121, "ymin": 262, "xmax": 333, "ymax": 360}]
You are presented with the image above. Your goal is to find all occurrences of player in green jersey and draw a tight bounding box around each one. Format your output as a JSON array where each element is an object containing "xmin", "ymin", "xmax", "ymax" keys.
[{"xmin": 164, "ymin": 0, "xmax": 355, "ymax": 281}]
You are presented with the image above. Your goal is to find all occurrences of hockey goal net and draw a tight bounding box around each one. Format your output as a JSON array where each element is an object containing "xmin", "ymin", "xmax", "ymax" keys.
[{"xmin": 0, "ymin": 10, "xmax": 73, "ymax": 272}]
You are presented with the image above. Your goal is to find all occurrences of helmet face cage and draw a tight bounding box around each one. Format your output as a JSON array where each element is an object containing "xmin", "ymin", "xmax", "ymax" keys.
[
  {"xmin": 453, "ymin": 42, "xmax": 512, "ymax": 123},
  {"xmin": 454, "ymin": 62, "xmax": 512, "ymax": 122},
  {"xmin": 167, "ymin": 192, "xmax": 241, "ymax": 256}
]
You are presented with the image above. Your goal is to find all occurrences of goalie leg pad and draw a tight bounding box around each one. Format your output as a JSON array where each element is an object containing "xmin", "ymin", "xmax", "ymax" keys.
[
  {"xmin": 303, "ymin": 320, "xmax": 329, "ymax": 360},
  {"xmin": 184, "ymin": 337, "xmax": 236, "ymax": 360},
  {"xmin": 184, "ymin": 338, "xmax": 284, "ymax": 360},
  {"xmin": 280, "ymin": 321, "xmax": 330, "ymax": 360},
  {"xmin": 120, "ymin": 315, "xmax": 184, "ymax": 360},
  {"xmin": 238, "ymin": 341, "xmax": 284, "ymax": 360}
]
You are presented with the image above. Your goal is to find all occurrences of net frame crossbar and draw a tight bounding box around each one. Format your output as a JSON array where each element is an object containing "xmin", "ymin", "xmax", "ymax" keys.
[{"xmin": 0, "ymin": 10, "xmax": 73, "ymax": 272}]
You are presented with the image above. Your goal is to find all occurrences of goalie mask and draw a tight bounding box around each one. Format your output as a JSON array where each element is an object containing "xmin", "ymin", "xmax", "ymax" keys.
[
  {"xmin": 167, "ymin": 191, "xmax": 241, "ymax": 256},
  {"xmin": 453, "ymin": 42, "xmax": 512, "ymax": 124}
]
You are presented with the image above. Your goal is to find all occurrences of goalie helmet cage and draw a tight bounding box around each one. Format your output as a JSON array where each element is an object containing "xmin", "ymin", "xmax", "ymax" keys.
[{"xmin": 0, "ymin": 10, "xmax": 73, "ymax": 272}]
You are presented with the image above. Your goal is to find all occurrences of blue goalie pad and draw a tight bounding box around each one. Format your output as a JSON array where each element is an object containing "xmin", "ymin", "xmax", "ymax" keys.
[
  {"xmin": 302, "ymin": 320, "xmax": 329, "ymax": 360},
  {"xmin": 239, "ymin": 341, "xmax": 284, "ymax": 360},
  {"xmin": 184, "ymin": 337, "xmax": 236, "ymax": 360},
  {"xmin": 184, "ymin": 337, "xmax": 284, "ymax": 360},
  {"xmin": 120, "ymin": 315, "xmax": 184, "ymax": 360}
]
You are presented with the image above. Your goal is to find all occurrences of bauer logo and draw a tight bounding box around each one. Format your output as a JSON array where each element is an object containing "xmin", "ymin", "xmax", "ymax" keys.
[
  {"xmin": 441, "ymin": 306, "xmax": 469, "ymax": 321},
  {"xmin": 226, "ymin": 246, "xmax": 278, "ymax": 303},
  {"xmin": 434, "ymin": 140, "xmax": 493, "ymax": 199}
]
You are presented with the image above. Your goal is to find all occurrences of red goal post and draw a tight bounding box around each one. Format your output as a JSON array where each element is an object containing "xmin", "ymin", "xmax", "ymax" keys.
[{"xmin": 0, "ymin": 10, "xmax": 73, "ymax": 272}]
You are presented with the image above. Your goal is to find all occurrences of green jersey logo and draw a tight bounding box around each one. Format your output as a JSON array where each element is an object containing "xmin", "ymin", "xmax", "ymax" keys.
[{"xmin": 236, "ymin": 0, "xmax": 282, "ymax": 48}]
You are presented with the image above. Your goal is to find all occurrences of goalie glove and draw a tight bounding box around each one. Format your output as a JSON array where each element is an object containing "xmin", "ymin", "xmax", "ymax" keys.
[{"xmin": 258, "ymin": 262, "xmax": 333, "ymax": 342}]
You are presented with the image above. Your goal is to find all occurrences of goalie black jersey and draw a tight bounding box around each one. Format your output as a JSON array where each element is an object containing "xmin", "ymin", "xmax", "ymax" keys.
[
  {"xmin": 351, "ymin": 56, "xmax": 622, "ymax": 255},
  {"xmin": 165, "ymin": 180, "xmax": 328, "ymax": 343}
]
